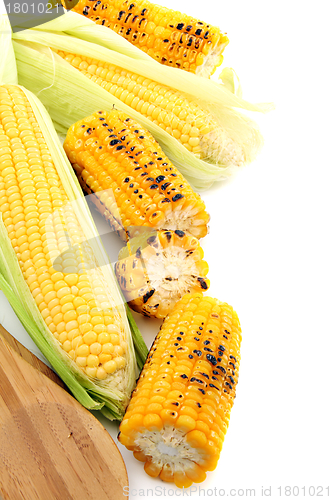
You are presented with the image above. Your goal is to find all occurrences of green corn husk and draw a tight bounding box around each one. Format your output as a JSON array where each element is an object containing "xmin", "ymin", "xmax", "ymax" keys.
[
  {"xmin": 0, "ymin": 14, "xmax": 17, "ymax": 84},
  {"xmin": 0, "ymin": 15, "xmax": 148, "ymax": 419},
  {"xmin": 11, "ymin": 12, "xmax": 273, "ymax": 190},
  {"xmin": 219, "ymin": 67, "xmax": 243, "ymax": 98},
  {"xmin": 125, "ymin": 303, "xmax": 148, "ymax": 372}
]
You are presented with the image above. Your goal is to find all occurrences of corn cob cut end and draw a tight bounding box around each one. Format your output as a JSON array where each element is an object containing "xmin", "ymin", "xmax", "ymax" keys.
[
  {"xmin": 118, "ymin": 293, "xmax": 242, "ymax": 487},
  {"xmin": 64, "ymin": 109, "xmax": 210, "ymax": 241},
  {"xmin": 194, "ymin": 36, "xmax": 229, "ymax": 79},
  {"xmin": 115, "ymin": 229, "xmax": 209, "ymax": 318}
]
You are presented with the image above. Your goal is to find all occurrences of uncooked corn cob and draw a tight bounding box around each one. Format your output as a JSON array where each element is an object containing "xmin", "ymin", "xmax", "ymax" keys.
[
  {"xmin": 63, "ymin": 109, "xmax": 210, "ymax": 240},
  {"xmin": 54, "ymin": 49, "xmax": 246, "ymax": 168},
  {"xmin": 64, "ymin": 0, "xmax": 229, "ymax": 77},
  {"xmin": 118, "ymin": 292, "xmax": 242, "ymax": 487},
  {"xmin": 0, "ymin": 86, "xmax": 125, "ymax": 379},
  {"xmin": 13, "ymin": 20, "xmax": 271, "ymax": 189},
  {"xmin": 0, "ymin": 84, "xmax": 137, "ymax": 416},
  {"xmin": 115, "ymin": 229, "xmax": 209, "ymax": 318}
]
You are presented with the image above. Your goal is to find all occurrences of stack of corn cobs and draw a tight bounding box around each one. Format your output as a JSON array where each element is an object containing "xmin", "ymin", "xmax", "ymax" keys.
[{"xmin": 0, "ymin": 0, "xmax": 270, "ymax": 488}]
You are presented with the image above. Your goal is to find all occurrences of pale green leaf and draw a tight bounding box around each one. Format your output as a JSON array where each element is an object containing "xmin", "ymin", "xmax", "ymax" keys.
[{"xmin": 0, "ymin": 14, "xmax": 18, "ymax": 84}]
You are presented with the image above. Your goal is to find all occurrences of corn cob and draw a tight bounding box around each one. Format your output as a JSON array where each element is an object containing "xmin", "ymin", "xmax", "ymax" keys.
[
  {"xmin": 0, "ymin": 83, "xmax": 138, "ymax": 417},
  {"xmin": 64, "ymin": 0, "xmax": 229, "ymax": 77},
  {"xmin": 54, "ymin": 48, "xmax": 245, "ymax": 169},
  {"xmin": 13, "ymin": 22, "xmax": 271, "ymax": 189},
  {"xmin": 115, "ymin": 229, "xmax": 209, "ymax": 318},
  {"xmin": 118, "ymin": 292, "xmax": 242, "ymax": 487},
  {"xmin": 64, "ymin": 109, "xmax": 210, "ymax": 240}
]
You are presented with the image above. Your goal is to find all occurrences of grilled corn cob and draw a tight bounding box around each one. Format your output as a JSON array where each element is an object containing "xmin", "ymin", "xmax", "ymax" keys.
[
  {"xmin": 65, "ymin": 0, "xmax": 229, "ymax": 77},
  {"xmin": 115, "ymin": 229, "xmax": 209, "ymax": 318},
  {"xmin": 64, "ymin": 109, "xmax": 210, "ymax": 240},
  {"xmin": 118, "ymin": 292, "xmax": 242, "ymax": 487},
  {"xmin": 0, "ymin": 83, "xmax": 138, "ymax": 417}
]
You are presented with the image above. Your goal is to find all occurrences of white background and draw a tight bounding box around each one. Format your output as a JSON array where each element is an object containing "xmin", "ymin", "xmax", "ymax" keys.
[{"xmin": 1, "ymin": 0, "xmax": 333, "ymax": 498}]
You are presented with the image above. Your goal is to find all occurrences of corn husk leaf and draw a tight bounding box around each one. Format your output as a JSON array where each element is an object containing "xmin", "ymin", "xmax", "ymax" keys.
[
  {"xmin": 12, "ymin": 13, "xmax": 274, "ymax": 188},
  {"xmin": 13, "ymin": 38, "xmax": 225, "ymax": 189},
  {"xmin": 0, "ymin": 15, "xmax": 17, "ymax": 84},
  {"xmin": 13, "ymin": 34, "xmax": 267, "ymax": 189},
  {"xmin": 12, "ymin": 13, "xmax": 273, "ymax": 112},
  {"xmin": 125, "ymin": 304, "xmax": 148, "ymax": 371},
  {"xmin": 29, "ymin": 9, "xmax": 154, "ymax": 62},
  {"xmin": 219, "ymin": 67, "xmax": 243, "ymax": 98}
]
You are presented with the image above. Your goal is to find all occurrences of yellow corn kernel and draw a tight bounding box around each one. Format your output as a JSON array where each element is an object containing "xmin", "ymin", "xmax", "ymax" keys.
[
  {"xmin": 85, "ymin": 366, "xmax": 97, "ymax": 378},
  {"xmin": 104, "ymin": 360, "xmax": 117, "ymax": 374},
  {"xmin": 98, "ymin": 353, "xmax": 112, "ymax": 364},
  {"xmin": 87, "ymin": 354, "xmax": 99, "ymax": 367},
  {"xmin": 83, "ymin": 331, "xmax": 98, "ymax": 345},
  {"xmin": 102, "ymin": 342, "xmax": 114, "ymax": 354},
  {"xmin": 96, "ymin": 366, "xmax": 107, "ymax": 379},
  {"xmin": 75, "ymin": 344, "xmax": 90, "ymax": 357},
  {"xmin": 114, "ymin": 357, "xmax": 126, "ymax": 369},
  {"xmin": 90, "ymin": 342, "xmax": 102, "ymax": 355}
]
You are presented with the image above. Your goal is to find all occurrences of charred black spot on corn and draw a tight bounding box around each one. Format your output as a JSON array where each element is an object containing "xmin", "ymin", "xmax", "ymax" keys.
[{"xmin": 143, "ymin": 289, "xmax": 155, "ymax": 303}]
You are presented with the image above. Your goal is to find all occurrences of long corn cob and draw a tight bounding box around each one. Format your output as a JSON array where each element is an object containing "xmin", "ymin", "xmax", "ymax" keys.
[
  {"xmin": 115, "ymin": 229, "xmax": 209, "ymax": 318},
  {"xmin": 65, "ymin": 0, "xmax": 229, "ymax": 77},
  {"xmin": 0, "ymin": 81, "xmax": 139, "ymax": 418},
  {"xmin": 118, "ymin": 292, "xmax": 242, "ymax": 487},
  {"xmin": 64, "ymin": 109, "xmax": 210, "ymax": 239},
  {"xmin": 0, "ymin": 85, "xmax": 126, "ymax": 378},
  {"xmin": 55, "ymin": 48, "xmax": 244, "ymax": 168},
  {"xmin": 13, "ymin": 18, "xmax": 271, "ymax": 189}
]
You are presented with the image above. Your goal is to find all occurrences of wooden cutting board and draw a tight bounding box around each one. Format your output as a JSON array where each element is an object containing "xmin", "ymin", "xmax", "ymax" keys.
[
  {"xmin": 0, "ymin": 324, "xmax": 128, "ymax": 500},
  {"xmin": 0, "ymin": 324, "xmax": 66, "ymax": 389}
]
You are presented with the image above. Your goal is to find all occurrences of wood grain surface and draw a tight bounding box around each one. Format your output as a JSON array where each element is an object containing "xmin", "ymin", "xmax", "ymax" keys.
[
  {"xmin": 0, "ymin": 328, "xmax": 128, "ymax": 500},
  {"xmin": 0, "ymin": 324, "xmax": 65, "ymax": 389}
]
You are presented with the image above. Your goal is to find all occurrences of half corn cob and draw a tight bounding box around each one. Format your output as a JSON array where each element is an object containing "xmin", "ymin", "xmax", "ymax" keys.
[
  {"xmin": 115, "ymin": 229, "xmax": 209, "ymax": 318},
  {"xmin": 118, "ymin": 292, "xmax": 242, "ymax": 487},
  {"xmin": 65, "ymin": 0, "xmax": 229, "ymax": 77},
  {"xmin": 64, "ymin": 109, "xmax": 210, "ymax": 239},
  {"xmin": 12, "ymin": 18, "xmax": 270, "ymax": 190}
]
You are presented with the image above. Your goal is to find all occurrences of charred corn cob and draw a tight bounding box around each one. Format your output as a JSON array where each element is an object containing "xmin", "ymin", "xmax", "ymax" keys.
[
  {"xmin": 118, "ymin": 293, "xmax": 241, "ymax": 487},
  {"xmin": 65, "ymin": 0, "xmax": 229, "ymax": 77},
  {"xmin": 64, "ymin": 109, "xmax": 210, "ymax": 240},
  {"xmin": 54, "ymin": 48, "xmax": 245, "ymax": 169},
  {"xmin": 115, "ymin": 229, "xmax": 209, "ymax": 318},
  {"xmin": 0, "ymin": 83, "xmax": 138, "ymax": 417}
]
